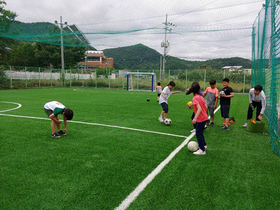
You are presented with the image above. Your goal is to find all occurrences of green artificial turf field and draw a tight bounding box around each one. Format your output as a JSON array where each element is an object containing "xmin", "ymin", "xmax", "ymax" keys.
[{"xmin": 0, "ymin": 88, "xmax": 279, "ymax": 210}]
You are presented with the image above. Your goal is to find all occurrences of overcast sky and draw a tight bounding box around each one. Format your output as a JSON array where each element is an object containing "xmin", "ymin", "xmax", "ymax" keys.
[{"xmin": 5, "ymin": 0, "xmax": 265, "ymax": 60}]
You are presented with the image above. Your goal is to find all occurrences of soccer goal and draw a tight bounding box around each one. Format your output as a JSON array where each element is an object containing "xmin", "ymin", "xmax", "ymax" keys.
[{"xmin": 126, "ymin": 72, "xmax": 156, "ymax": 92}]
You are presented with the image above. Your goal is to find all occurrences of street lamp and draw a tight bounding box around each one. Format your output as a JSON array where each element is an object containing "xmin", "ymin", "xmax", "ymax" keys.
[{"xmin": 55, "ymin": 16, "xmax": 67, "ymax": 86}]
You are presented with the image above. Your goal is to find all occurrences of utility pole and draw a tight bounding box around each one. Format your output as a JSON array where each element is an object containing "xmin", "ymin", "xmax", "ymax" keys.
[
  {"xmin": 55, "ymin": 16, "xmax": 67, "ymax": 86},
  {"xmin": 159, "ymin": 55, "xmax": 162, "ymax": 79},
  {"xmin": 161, "ymin": 14, "xmax": 175, "ymax": 80},
  {"xmin": 60, "ymin": 16, "xmax": 65, "ymax": 72}
]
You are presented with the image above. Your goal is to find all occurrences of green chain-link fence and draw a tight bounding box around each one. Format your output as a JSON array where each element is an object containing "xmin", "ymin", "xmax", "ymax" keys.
[
  {"xmin": 251, "ymin": 0, "xmax": 280, "ymax": 156},
  {"xmin": 0, "ymin": 65, "xmax": 251, "ymax": 93}
]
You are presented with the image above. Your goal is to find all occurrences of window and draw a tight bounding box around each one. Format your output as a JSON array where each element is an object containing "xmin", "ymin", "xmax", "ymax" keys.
[{"xmin": 88, "ymin": 56, "xmax": 101, "ymax": 62}]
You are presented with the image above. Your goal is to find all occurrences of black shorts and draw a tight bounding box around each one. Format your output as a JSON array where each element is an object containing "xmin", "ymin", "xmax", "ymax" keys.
[
  {"xmin": 157, "ymin": 93, "xmax": 161, "ymax": 97},
  {"xmin": 221, "ymin": 105, "xmax": 230, "ymax": 118},
  {"xmin": 44, "ymin": 108, "xmax": 53, "ymax": 117},
  {"xmin": 161, "ymin": 102, "xmax": 168, "ymax": 113}
]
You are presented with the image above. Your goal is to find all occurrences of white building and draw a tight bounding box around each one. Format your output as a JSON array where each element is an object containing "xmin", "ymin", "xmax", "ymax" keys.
[{"xmin": 222, "ymin": 66, "xmax": 243, "ymax": 72}]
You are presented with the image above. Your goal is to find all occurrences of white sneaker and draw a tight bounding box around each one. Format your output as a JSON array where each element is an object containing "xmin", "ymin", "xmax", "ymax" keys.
[
  {"xmin": 243, "ymin": 122, "xmax": 247, "ymax": 128},
  {"xmin": 158, "ymin": 116, "xmax": 164, "ymax": 123},
  {"xmin": 193, "ymin": 149, "xmax": 206, "ymax": 155},
  {"xmin": 204, "ymin": 145, "xmax": 207, "ymax": 149},
  {"xmin": 190, "ymin": 129, "xmax": 196, "ymax": 133}
]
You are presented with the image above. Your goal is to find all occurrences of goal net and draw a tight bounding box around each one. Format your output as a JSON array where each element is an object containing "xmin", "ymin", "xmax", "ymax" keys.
[{"xmin": 126, "ymin": 72, "xmax": 156, "ymax": 92}]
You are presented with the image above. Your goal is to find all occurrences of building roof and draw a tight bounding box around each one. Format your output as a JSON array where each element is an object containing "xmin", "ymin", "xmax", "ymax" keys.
[
  {"xmin": 222, "ymin": 66, "xmax": 243, "ymax": 69},
  {"xmin": 85, "ymin": 50, "xmax": 105, "ymax": 58},
  {"xmin": 63, "ymin": 24, "xmax": 91, "ymax": 47}
]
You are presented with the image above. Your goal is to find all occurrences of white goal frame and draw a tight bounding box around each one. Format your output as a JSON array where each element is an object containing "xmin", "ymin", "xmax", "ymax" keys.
[{"xmin": 126, "ymin": 72, "xmax": 156, "ymax": 92}]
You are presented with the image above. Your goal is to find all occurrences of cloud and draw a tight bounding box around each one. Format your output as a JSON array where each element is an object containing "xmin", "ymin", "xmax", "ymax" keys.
[{"xmin": 5, "ymin": 0, "xmax": 264, "ymax": 60}]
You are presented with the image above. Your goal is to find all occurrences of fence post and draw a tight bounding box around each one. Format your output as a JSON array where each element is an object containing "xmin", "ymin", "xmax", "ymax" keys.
[
  {"xmin": 39, "ymin": 67, "xmax": 41, "ymax": 87},
  {"xmin": 137, "ymin": 70, "xmax": 139, "ymax": 90},
  {"xmin": 64, "ymin": 69, "xmax": 66, "ymax": 87},
  {"xmin": 82, "ymin": 68, "xmax": 84, "ymax": 87},
  {"xmin": 64, "ymin": 70, "xmax": 66, "ymax": 87},
  {"xmin": 243, "ymin": 70, "xmax": 246, "ymax": 93},
  {"xmin": 70, "ymin": 69, "xmax": 72, "ymax": 87},
  {"xmin": 127, "ymin": 74, "xmax": 129, "ymax": 91},
  {"xmin": 25, "ymin": 67, "xmax": 27, "ymax": 88},
  {"xmin": 122, "ymin": 72, "xmax": 124, "ymax": 89},
  {"xmin": 50, "ymin": 68, "xmax": 53, "ymax": 87},
  {"xmin": 109, "ymin": 69, "xmax": 111, "ymax": 89},
  {"xmin": 9, "ymin": 66, "xmax": 12, "ymax": 88}
]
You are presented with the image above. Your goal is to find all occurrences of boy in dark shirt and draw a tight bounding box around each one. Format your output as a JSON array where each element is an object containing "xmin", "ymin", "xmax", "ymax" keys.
[{"xmin": 220, "ymin": 78, "xmax": 234, "ymax": 130}]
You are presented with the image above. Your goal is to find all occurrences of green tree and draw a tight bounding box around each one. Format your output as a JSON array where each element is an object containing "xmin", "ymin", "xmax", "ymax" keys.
[
  {"xmin": 0, "ymin": 0, "xmax": 17, "ymax": 64},
  {"xmin": 9, "ymin": 42, "xmax": 36, "ymax": 66},
  {"xmin": 64, "ymin": 46, "xmax": 87, "ymax": 69},
  {"xmin": 33, "ymin": 42, "xmax": 60, "ymax": 67},
  {"xmin": 31, "ymin": 26, "xmax": 87, "ymax": 68}
]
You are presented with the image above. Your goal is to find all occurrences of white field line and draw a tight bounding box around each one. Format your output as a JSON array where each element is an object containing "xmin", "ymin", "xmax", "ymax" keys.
[
  {"xmin": 115, "ymin": 132, "xmax": 195, "ymax": 210},
  {"xmin": 0, "ymin": 113, "xmax": 188, "ymax": 139},
  {"xmin": 115, "ymin": 105, "xmax": 221, "ymax": 210},
  {"xmin": 0, "ymin": 101, "xmax": 22, "ymax": 112}
]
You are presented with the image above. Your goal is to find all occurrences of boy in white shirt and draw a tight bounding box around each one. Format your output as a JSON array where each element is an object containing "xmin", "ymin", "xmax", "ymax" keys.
[
  {"xmin": 243, "ymin": 85, "xmax": 266, "ymax": 127},
  {"xmin": 44, "ymin": 101, "xmax": 74, "ymax": 137},
  {"xmin": 158, "ymin": 81, "xmax": 181, "ymax": 122}
]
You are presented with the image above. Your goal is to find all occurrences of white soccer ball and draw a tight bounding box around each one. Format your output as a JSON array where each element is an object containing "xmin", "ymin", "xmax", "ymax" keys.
[
  {"xmin": 187, "ymin": 141, "xmax": 199, "ymax": 152},
  {"xmin": 164, "ymin": 118, "xmax": 172, "ymax": 126}
]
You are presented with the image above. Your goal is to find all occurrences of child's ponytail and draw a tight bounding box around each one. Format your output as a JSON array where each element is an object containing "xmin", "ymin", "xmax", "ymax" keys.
[{"xmin": 186, "ymin": 82, "xmax": 200, "ymax": 95}]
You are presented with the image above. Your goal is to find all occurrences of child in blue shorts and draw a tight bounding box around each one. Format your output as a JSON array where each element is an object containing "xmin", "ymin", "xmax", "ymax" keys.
[{"xmin": 158, "ymin": 81, "xmax": 180, "ymax": 122}]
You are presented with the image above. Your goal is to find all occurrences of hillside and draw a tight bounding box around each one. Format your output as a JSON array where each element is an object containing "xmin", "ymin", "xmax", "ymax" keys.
[
  {"xmin": 9, "ymin": 21, "xmax": 94, "ymax": 49},
  {"xmin": 8, "ymin": 21, "xmax": 251, "ymax": 70},
  {"xmin": 10, "ymin": 21, "xmax": 55, "ymax": 36},
  {"xmin": 104, "ymin": 44, "xmax": 252, "ymax": 70}
]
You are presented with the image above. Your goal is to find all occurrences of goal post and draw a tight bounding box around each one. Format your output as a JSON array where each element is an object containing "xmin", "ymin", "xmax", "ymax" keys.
[{"xmin": 126, "ymin": 72, "xmax": 156, "ymax": 92}]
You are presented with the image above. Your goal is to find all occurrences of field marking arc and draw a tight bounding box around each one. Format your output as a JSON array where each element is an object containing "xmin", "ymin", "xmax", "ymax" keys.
[
  {"xmin": 0, "ymin": 101, "xmax": 22, "ymax": 113},
  {"xmin": 115, "ymin": 105, "xmax": 221, "ymax": 210}
]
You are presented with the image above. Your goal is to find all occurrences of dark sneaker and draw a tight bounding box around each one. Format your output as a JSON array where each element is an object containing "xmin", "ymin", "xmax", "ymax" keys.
[
  {"xmin": 221, "ymin": 125, "xmax": 230, "ymax": 130},
  {"xmin": 51, "ymin": 133, "xmax": 60, "ymax": 138},
  {"xmin": 211, "ymin": 122, "xmax": 214, "ymax": 127},
  {"xmin": 58, "ymin": 130, "xmax": 66, "ymax": 136},
  {"xmin": 206, "ymin": 120, "xmax": 211, "ymax": 126}
]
